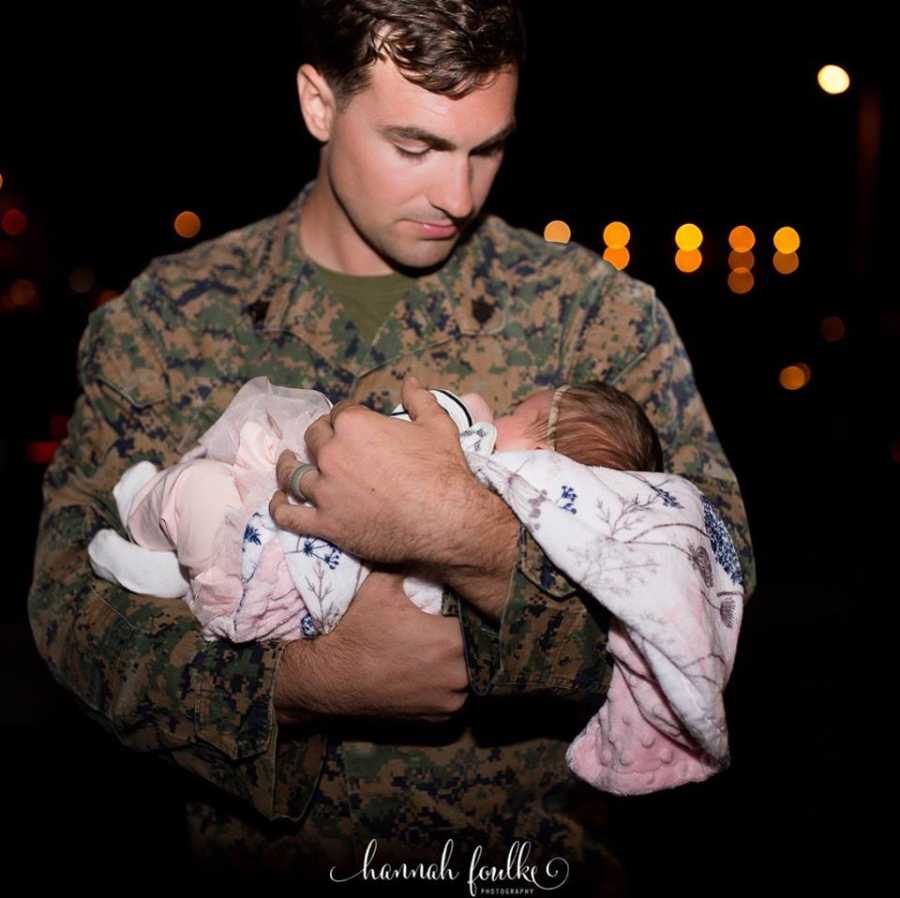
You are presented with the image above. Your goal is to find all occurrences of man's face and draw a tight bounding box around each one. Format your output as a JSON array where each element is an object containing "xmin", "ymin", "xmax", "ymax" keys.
[{"xmin": 316, "ymin": 55, "xmax": 518, "ymax": 272}]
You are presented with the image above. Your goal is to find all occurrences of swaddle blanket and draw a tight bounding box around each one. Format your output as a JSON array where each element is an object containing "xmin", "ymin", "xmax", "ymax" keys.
[{"xmin": 465, "ymin": 449, "xmax": 745, "ymax": 795}]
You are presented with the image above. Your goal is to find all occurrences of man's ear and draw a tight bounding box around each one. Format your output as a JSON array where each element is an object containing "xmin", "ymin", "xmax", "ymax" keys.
[{"xmin": 296, "ymin": 63, "xmax": 336, "ymax": 143}]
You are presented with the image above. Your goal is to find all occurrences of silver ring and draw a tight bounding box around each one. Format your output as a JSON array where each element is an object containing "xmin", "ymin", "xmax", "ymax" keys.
[{"xmin": 289, "ymin": 463, "xmax": 318, "ymax": 502}]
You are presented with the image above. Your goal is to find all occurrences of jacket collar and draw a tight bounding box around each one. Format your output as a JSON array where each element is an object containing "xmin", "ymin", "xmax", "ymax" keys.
[{"xmin": 243, "ymin": 180, "xmax": 508, "ymax": 381}]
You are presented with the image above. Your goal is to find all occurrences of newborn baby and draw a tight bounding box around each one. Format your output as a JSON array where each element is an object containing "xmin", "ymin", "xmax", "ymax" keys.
[{"xmin": 89, "ymin": 377, "xmax": 662, "ymax": 644}]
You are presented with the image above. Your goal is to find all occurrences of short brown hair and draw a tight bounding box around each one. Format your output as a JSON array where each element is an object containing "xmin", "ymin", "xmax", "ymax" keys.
[
  {"xmin": 297, "ymin": 0, "xmax": 527, "ymax": 112},
  {"xmin": 535, "ymin": 382, "xmax": 665, "ymax": 473}
]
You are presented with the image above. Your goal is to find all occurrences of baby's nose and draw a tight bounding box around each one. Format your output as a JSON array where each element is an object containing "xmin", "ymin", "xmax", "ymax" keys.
[{"xmin": 459, "ymin": 392, "xmax": 494, "ymax": 424}]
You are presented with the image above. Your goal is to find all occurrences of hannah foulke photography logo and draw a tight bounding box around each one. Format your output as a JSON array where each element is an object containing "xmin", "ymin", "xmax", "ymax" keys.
[{"xmin": 329, "ymin": 838, "xmax": 571, "ymax": 894}]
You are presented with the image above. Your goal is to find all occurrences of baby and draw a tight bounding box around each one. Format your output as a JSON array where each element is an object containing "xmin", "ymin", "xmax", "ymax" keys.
[{"xmin": 89, "ymin": 377, "xmax": 663, "ymax": 644}]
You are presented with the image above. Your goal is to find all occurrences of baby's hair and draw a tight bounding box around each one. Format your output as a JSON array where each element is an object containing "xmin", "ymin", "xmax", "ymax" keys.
[{"xmin": 531, "ymin": 381, "xmax": 664, "ymax": 472}]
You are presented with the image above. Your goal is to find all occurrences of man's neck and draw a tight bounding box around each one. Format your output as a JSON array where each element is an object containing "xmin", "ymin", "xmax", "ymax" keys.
[{"xmin": 298, "ymin": 180, "xmax": 394, "ymax": 277}]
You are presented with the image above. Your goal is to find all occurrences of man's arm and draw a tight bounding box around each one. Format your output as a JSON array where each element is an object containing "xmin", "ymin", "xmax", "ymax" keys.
[{"xmin": 26, "ymin": 286, "xmax": 326, "ymax": 823}]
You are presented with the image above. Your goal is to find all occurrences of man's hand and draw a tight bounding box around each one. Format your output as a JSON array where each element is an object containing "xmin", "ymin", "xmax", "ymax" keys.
[
  {"xmin": 274, "ymin": 570, "xmax": 469, "ymax": 725},
  {"xmin": 268, "ymin": 375, "xmax": 519, "ymax": 620}
]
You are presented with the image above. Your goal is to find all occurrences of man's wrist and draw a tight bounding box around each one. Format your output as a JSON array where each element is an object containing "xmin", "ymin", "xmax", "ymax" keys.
[{"xmin": 433, "ymin": 482, "xmax": 519, "ymax": 621}]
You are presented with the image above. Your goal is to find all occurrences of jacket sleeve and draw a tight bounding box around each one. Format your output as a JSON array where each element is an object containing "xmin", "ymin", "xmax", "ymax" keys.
[
  {"xmin": 455, "ymin": 264, "xmax": 755, "ymax": 700},
  {"xmin": 26, "ymin": 274, "xmax": 327, "ymax": 823}
]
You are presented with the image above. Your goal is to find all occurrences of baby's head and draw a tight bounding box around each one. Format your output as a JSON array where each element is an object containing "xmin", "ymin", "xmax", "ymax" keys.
[{"xmin": 466, "ymin": 382, "xmax": 664, "ymax": 472}]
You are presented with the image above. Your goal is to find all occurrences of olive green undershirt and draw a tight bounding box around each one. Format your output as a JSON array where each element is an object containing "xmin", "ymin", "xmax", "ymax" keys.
[{"xmin": 307, "ymin": 257, "xmax": 417, "ymax": 349}]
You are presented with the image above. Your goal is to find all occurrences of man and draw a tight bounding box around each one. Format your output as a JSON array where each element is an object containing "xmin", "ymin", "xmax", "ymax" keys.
[{"xmin": 27, "ymin": 0, "xmax": 755, "ymax": 890}]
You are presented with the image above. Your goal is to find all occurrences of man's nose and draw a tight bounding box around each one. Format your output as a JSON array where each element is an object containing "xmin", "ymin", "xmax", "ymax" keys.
[{"xmin": 428, "ymin": 156, "xmax": 474, "ymax": 222}]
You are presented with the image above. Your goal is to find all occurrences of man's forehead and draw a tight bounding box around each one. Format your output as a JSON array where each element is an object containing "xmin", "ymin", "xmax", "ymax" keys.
[{"xmin": 360, "ymin": 55, "xmax": 517, "ymax": 144}]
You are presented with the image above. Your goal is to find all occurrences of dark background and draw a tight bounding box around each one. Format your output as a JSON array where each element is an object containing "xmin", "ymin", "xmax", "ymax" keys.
[{"xmin": 2, "ymin": 4, "xmax": 888, "ymax": 895}]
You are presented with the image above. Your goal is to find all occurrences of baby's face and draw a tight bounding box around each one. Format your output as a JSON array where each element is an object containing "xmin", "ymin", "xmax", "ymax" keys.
[{"xmin": 460, "ymin": 389, "xmax": 554, "ymax": 452}]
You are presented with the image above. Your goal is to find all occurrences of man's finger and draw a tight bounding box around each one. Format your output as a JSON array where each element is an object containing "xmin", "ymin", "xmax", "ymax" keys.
[
  {"xmin": 269, "ymin": 489, "xmax": 320, "ymax": 535},
  {"xmin": 400, "ymin": 374, "xmax": 443, "ymax": 424},
  {"xmin": 304, "ymin": 413, "xmax": 334, "ymax": 459}
]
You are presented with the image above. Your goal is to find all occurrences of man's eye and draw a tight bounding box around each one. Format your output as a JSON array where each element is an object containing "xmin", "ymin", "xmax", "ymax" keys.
[{"xmin": 395, "ymin": 146, "xmax": 430, "ymax": 160}]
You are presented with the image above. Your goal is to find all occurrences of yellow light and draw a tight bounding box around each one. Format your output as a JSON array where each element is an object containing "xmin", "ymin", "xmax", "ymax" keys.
[
  {"xmin": 727, "ymin": 269, "xmax": 754, "ymax": 294},
  {"xmin": 728, "ymin": 225, "xmax": 755, "ymax": 252},
  {"xmin": 820, "ymin": 315, "xmax": 845, "ymax": 342},
  {"xmin": 817, "ymin": 64, "xmax": 850, "ymax": 95},
  {"xmin": 728, "ymin": 250, "xmax": 755, "ymax": 270},
  {"xmin": 174, "ymin": 210, "xmax": 202, "ymax": 239},
  {"xmin": 773, "ymin": 226, "xmax": 800, "ymax": 253},
  {"xmin": 779, "ymin": 364, "xmax": 810, "ymax": 391},
  {"xmin": 603, "ymin": 221, "xmax": 630, "ymax": 249},
  {"xmin": 544, "ymin": 220, "xmax": 571, "ymax": 244},
  {"xmin": 602, "ymin": 246, "xmax": 630, "ymax": 270},
  {"xmin": 773, "ymin": 251, "xmax": 800, "ymax": 274},
  {"xmin": 675, "ymin": 249, "xmax": 702, "ymax": 273},
  {"xmin": 675, "ymin": 223, "xmax": 703, "ymax": 251}
]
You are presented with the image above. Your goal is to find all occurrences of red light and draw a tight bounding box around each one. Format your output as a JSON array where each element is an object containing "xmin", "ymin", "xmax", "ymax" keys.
[{"xmin": 26, "ymin": 441, "xmax": 59, "ymax": 465}]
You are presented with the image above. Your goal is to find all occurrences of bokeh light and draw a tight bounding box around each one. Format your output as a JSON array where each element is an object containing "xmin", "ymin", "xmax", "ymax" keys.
[
  {"xmin": 728, "ymin": 250, "xmax": 755, "ymax": 270},
  {"xmin": 0, "ymin": 172, "xmax": 4, "ymax": 191},
  {"xmin": 2, "ymin": 208, "xmax": 27, "ymax": 236},
  {"xmin": 603, "ymin": 221, "xmax": 631, "ymax": 249},
  {"xmin": 779, "ymin": 364, "xmax": 811, "ymax": 390},
  {"xmin": 817, "ymin": 64, "xmax": 850, "ymax": 95},
  {"xmin": 675, "ymin": 223, "xmax": 703, "ymax": 251},
  {"xmin": 727, "ymin": 269, "xmax": 754, "ymax": 294},
  {"xmin": 544, "ymin": 220, "xmax": 571, "ymax": 244},
  {"xmin": 728, "ymin": 225, "xmax": 756, "ymax": 252},
  {"xmin": 773, "ymin": 251, "xmax": 800, "ymax": 274},
  {"xmin": 675, "ymin": 249, "xmax": 703, "ymax": 273},
  {"xmin": 602, "ymin": 246, "xmax": 630, "ymax": 270},
  {"xmin": 26, "ymin": 442, "xmax": 59, "ymax": 466},
  {"xmin": 820, "ymin": 315, "xmax": 845, "ymax": 342},
  {"xmin": 174, "ymin": 210, "xmax": 202, "ymax": 239},
  {"xmin": 773, "ymin": 226, "xmax": 800, "ymax": 253},
  {"xmin": 69, "ymin": 267, "xmax": 96, "ymax": 294},
  {"xmin": 49, "ymin": 415, "xmax": 69, "ymax": 440},
  {"xmin": 92, "ymin": 288, "xmax": 119, "ymax": 309},
  {"xmin": 9, "ymin": 279, "xmax": 39, "ymax": 308},
  {"xmin": 891, "ymin": 440, "xmax": 900, "ymax": 464}
]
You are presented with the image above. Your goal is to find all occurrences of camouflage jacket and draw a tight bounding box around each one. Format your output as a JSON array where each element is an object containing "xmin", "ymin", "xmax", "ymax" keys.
[{"xmin": 28, "ymin": 179, "xmax": 755, "ymax": 885}]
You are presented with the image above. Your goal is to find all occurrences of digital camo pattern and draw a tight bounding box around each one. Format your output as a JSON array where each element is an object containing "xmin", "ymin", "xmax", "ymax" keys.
[{"xmin": 27, "ymin": 179, "xmax": 754, "ymax": 885}]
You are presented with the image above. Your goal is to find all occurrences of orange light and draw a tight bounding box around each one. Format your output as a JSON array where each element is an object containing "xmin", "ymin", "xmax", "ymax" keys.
[
  {"xmin": 675, "ymin": 248, "xmax": 702, "ymax": 273},
  {"xmin": 9, "ymin": 279, "xmax": 38, "ymax": 308},
  {"xmin": 675, "ymin": 223, "xmax": 703, "ymax": 251},
  {"xmin": 779, "ymin": 364, "xmax": 811, "ymax": 391},
  {"xmin": 544, "ymin": 220, "xmax": 571, "ymax": 244},
  {"xmin": 773, "ymin": 226, "xmax": 800, "ymax": 253},
  {"xmin": 174, "ymin": 210, "xmax": 202, "ymax": 239},
  {"xmin": 1, "ymin": 208, "xmax": 27, "ymax": 236},
  {"xmin": 773, "ymin": 251, "xmax": 800, "ymax": 274},
  {"xmin": 26, "ymin": 441, "xmax": 59, "ymax": 465},
  {"xmin": 92, "ymin": 288, "xmax": 119, "ymax": 309},
  {"xmin": 0, "ymin": 172, "xmax": 4, "ymax": 191},
  {"xmin": 603, "ymin": 221, "xmax": 631, "ymax": 249},
  {"xmin": 728, "ymin": 225, "xmax": 755, "ymax": 252},
  {"xmin": 602, "ymin": 246, "xmax": 630, "ymax": 270},
  {"xmin": 727, "ymin": 269, "xmax": 754, "ymax": 294},
  {"xmin": 820, "ymin": 315, "xmax": 845, "ymax": 342},
  {"xmin": 728, "ymin": 250, "xmax": 755, "ymax": 270}
]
